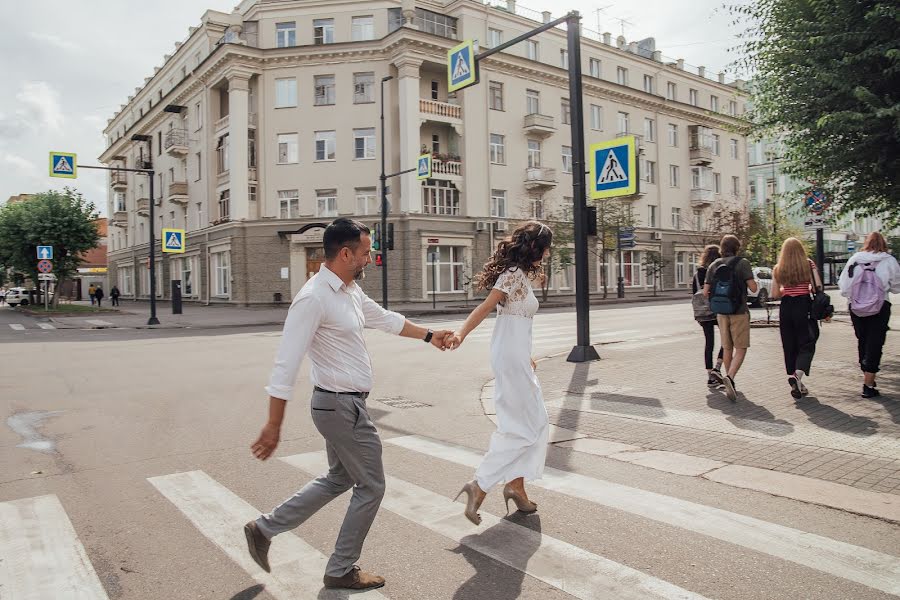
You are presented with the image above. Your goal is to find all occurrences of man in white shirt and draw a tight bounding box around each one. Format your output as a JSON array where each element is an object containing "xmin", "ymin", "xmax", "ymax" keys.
[{"xmin": 244, "ymin": 218, "xmax": 451, "ymax": 591}]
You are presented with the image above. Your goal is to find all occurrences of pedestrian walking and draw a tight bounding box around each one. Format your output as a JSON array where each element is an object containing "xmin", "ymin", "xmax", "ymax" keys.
[
  {"xmin": 244, "ymin": 218, "xmax": 452, "ymax": 591},
  {"xmin": 446, "ymin": 221, "xmax": 553, "ymax": 525},
  {"xmin": 772, "ymin": 238, "xmax": 822, "ymax": 399},
  {"xmin": 94, "ymin": 286, "xmax": 105, "ymax": 308},
  {"xmin": 88, "ymin": 284, "xmax": 96, "ymax": 305},
  {"xmin": 839, "ymin": 232, "xmax": 900, "ymax": 398},
  {"xmin": 704, "ymin": 234, "xmax": 759, "ymax": 401},
  {"xmin": 693, "ymin": 245, "xmax": 724, "ymax": 386},
  {"xmin": 110, "ymin": 286, "xmax": 120, "ymax": 307},
  {"xmin": 0, "ymin": 287, "xmax": 6, "ymax": 305}
]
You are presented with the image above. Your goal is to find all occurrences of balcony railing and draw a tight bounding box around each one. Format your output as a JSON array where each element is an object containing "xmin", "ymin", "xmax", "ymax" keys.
[
  {"xmin": 215, "ymin": 115, "xmax": 229, "ymax": 133},
  {"xmin": 420, "ymin": 99, "xmax": 462, "ymax": 120},
  {"xmin": 523, "ymin": 113, "xmax": 555, "ymax": 136},
  {"xmin": 432, "ymin": 157, "xmax": 462, "ymax": 177},
  {"xmin": 164, "ymin": 128, "xmax": 190, "ymax": 156},
  {"xmin": 690, "ymin": 188, "xmax": 714, "ymax": 206},
  {"xmin": 110, "ymin": 170, "xmax": 127, "ymax": 190},
  {"xmin": 167, "ymin": 182, "xmax": 189, "ymax": 203},
  {"xmin": 112, "ymin": 210, "xmax": 128, "ymax": 226},
  {"xmin": 136, "ymin": 197, "xmax": 150, "ymax": 215},
  {"xmin": 524, "ymin": 167, "xmax": 557, "ymax": 189}
]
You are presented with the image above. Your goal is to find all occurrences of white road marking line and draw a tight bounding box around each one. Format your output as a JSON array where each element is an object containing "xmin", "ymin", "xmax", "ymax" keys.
[
  {"xmin": 9, "ymin": 324, "xmax": 25, "ymax": 330},
  {"xmin": 148, "ymin": 470, "xmax": 387, "ymax": 600},
  {"xmin": 385, "ymin": 435, "xmax": 900, "ymax": 596},
  {"xmin": 282, "ymin": 453, "xmax": 708, "ymax": 600},
  {"xmin": 85, "ymin": 320, "xmax": 114, "ymax": 327},
  {"xmin": 0, "ymin": 494, "xmax": 109, "ymax": 600},
  {"xmin": 37, "ymin": 323, "xmax": 55, "ymax": 330}
]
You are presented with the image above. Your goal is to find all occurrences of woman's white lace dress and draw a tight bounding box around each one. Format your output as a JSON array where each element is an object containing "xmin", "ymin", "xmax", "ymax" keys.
[{"xmin": 475, "ymin": 267, "xmax": 549, "ymax": 491}]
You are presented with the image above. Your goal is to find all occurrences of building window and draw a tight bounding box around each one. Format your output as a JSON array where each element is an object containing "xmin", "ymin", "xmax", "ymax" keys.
[
  {"xmin": 644, "ymin": 118, "xmax": 656, "ymax": 142},
  {"xmin": 667, "ymin": 123, "xmax": 678, "ymax": 147},
  {"xmin": 181, "ymin": 256, "xmax": 196, "ymax": 296},
  {"xmin": 491, "ymin": 189, "xmax": 507, "ymax": 218},
  {"xmin": 120, "ymin": 266, "xmax": 134, "ymax": 295},
  {"xmin": 728, "ymin": 100, "xmax": 737, "ymax": 116},
  {"xmin": 217, "ymin": 189, "xmax": 230, "ymax": 220},
  {"xmin": 714, "ymin": 172, "xmax": 722, "ymax": 194},
  {"xmin": 730, "ymin": 138, "xmax": 739, "ymax": 159},
  {"xmin": 617, "ymin": 67, "xmax": 628, "ymax": 86},
  {"xmin": 561, "ymin": 99, "xmax": 570, "ymax": 124},
  {"xmin": 353, "ymin": 72, "xmax": 375, "ymax": 103},
  {"xmin": 422, "ymin": 179, "xmax": 460, "ymax": 215},
  {"xmin": 414, "ymin": 8, "xmax": 458, "ymax": 38},
  {"xmin": 749, "ymin": 179, "xmax": 757, "ymax": 202},
  {"xmin": 689, "ymin": 88, "xmax": 698, "ymax": 106},
  {"xmin": 643, "ymin": 74, "xmax": 654, "ymax": 94},
  {"xmin": 278, "ymin": 190, "xmax": 300, "ymax": 219},
  {"xmin": 314, "ymin": 75, "xmax": 336, "ymax": 106},
  {"xmin": 351, "ymin": 16, "xmax": 375, "ymax": 41},
  {"xmin": 194, "ymin": 151, "xmax": 203, "ymax": 181},
  {"xmin": 316, "ymin": 130, "xmax": 337, "ymax": 161},
  {"xmin": 194, "ymin": 102, "xmax": 202, "ymax": 130},
  {"xmin": 431, "ymin": 80, "xmax": 439, "ymax": 101},
  {"xmin": 489, "ymin": 133, "xmax": 505, "ymax": 164},
  {"xmin": 276, "ymin": 22, "xmax": 296, "ymax": 48},
  {"xmin": 527, "ymin": 39, "xmax": 539, "ymax": 60},
  {"xmin": 488, "ymin": 28, "xmax": 503, "ymax": 48},
  {"xmin": 275, "ymin": 78, "xmax": 297, "ymax": 108},
  {"xmin": 641, "ymin": 159, "xmax": 656, "ymax": 184},
  {"xmin": 669, "ymin": 165, "xmax": 679, "ymax": 187},
  {"xmin": 676, "ymin": 252, "xmax": 686, "ymax": 284},
  {"xmin": 617, "ymin": 111, "xmax": 629, "ymax": 135},
  {"xmin": 216, "ymin": 134, "xmax": 229, "ymax": 173},
  {"xmin": 527, "ymin": 139, "xmax": 541, "ymax": 168},
  {"xmin": 531, "ymin": 198, "xmax": 544, "ymax": 219},
  {"xmin": 712, "ymin": 134, "xmax": 721, "ymax": 156},
  {"xmin": 694, "ymin": 210, "xmax": 704, "ymax": 231},
  {"xmin": 560, "ymin": 50, "xmax": 568, "ymax": 69},
  {"xmin": 489, "ymin": 81, "xmax": 504, "ymax": 110},
  {"xmin": 431, "ymin": 134, "xmax": 440, "ymax": 154},
  {"xmin": 313, "ymin": 18, "xmax": 335, "ymax": 44},
  {"xmin": 692, "ymin": 166, "xmax": 713, "ymax": 190},
  {"xmin": 648, "ymin": 205, "xmax": 658, "ymax": 228},
  {"xmin": 590, "ymin": 104, "xmax": 602, "ymax": 130},
  {"xmin": 356, "ymin": 188, "xmax": 378, "ymax": 215},
  {"xmin": 622, "ymin": 250, "xmax": 642, "ymax": 286},
  {"xmin": 316, "ymin": 189, "xmax": 338, "ymax": 217},
  {"xmin": 526, "ymin": 89, "xmax": 540, "ymax": 115},
  {"xmin": 353, "ymin": 128, "xmax": 375, "ymax": 159},
  {"xmin": 561, "ymin": 146, "xmax": 572, "ymax": 173},
  {"xmin": 277, "ymin": 133, "xmax": 299, "ymax": 164},
  {"xmin": 671, "ymin": 207, "xmax": 681, "ymax": 229},
  {"xmin": 710, "ymin": 95, "xmax": 719, "ymax": 112},
  {"xmin": 589, "ymin": 58, "xmax": 601, "ymax": 78},
  {"xmin": 426, "ymin": 246, "xmax": 465, "ymax": 293},
  {"xmin": 212, "ymin": 251, "xmax": 230, "ymax": 297},
  {"xmin": 732, "ymin": 176, "xmax": 741, "ymax": 196},
  {"xmin": 666, "ymin": 82, "xmax": 676, "ymax": 101},
  {"xmin": 115, "ymin": 192, "xmax": 126, "ymax": 212}
]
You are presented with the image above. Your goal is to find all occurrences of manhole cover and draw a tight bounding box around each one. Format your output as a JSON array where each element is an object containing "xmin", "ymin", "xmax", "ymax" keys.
[{"xmin": 375, "ymin": 397, "xmax": 431, "ymax": 409}]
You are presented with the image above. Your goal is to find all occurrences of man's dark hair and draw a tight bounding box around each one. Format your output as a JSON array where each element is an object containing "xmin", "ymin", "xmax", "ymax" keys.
[
  {"xmin": 720, "ymin": 234, "xmax": 742, "ymax": 257},
  {"xmin": 323, "ymin": 218, "xmax": 371, "ymax": 259}
]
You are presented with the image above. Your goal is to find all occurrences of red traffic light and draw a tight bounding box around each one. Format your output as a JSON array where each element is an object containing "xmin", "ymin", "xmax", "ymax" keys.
[{"xmin": 375, "ymin": 253, "xmax": 383, "ymax": 266}]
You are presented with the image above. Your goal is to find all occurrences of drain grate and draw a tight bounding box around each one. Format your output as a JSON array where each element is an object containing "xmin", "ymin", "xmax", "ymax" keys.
[{"xmin": 375, "ymin": 397, "xmax": 432, "ymax": 409}]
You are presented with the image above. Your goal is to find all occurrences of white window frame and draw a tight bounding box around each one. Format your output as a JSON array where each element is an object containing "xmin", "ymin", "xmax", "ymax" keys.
[
  {"xmin": 489, "ymin": 133, "xmax": 505, "ymax": 164},
  {"xmin": 641, "ymin": 159, "xmax": 656, "ymax": 184},
  {"xmin": 644, "ymin": 118, "xmax": 656, "ymax": 142},
  {"xmin": 561, "ymin": 145, "xmax": 572, "ymax": 173},
  {"xmin": 590, "ymin": 104, "xmax": 602, "ymax": 130},
  {"xmin": 617, "ymin": 67, "xmax": 628, "ymax": 86},
  {"xmin": 666, "ymin": 82, "xmax": 676, "ymax": 101},
  {"xmin": 689, "ymin": 88, "xmax": 698, "ymax": 106},
  {"xmin": 353, "ymin": 128, "xmax": 375, "ymax": 160},
  {"xmin": 314, "ymin": 75, "xmax": 336, "ymax": 106},
  {"xmin": 622, "ymin": 250, "xmax": 642, "ymax": 287},
  {"xmin": 714, "ymin": 172, "xmax": 722, "ymax": 194},
  {"xmin": 489, "ymin": 81, "xmax": 504, "ymax": 111},
  {"xmin": 526, "ymin": 39, "xmax": 539, "ymax": 61},
  {"xmin": 275, "ymin": 78, "xmax": 297, "ymax": 108},
  {"xmin": 643, "ymin": 74, "xmax": 654, "ymax": 94},
  {"xmin": 278, "ymin": 190, "xmax": 300, "ymax": 219},
  {"xmin": 351, "ymin": 16, "xmax": 375, "ymax": 41},
  {"xmin": 315, "ymin": 130, "xmax": 336, "ymax": 161},
  {"xmin": 676, "ymin": 251, "xmax": 686, "ymax": 284},
  {"xmin": 488, "ymin": 28, "xmax": 503, "ymax": 48},
  {"xmin": 120, "ymin": 266, "xmax": 134, "ymax": 296},
  {"xmin": 712, "ymin": 134, "xmax": 721, "ymax": 156},
  {"xmin": 422, "ymin": 179, "xmax": 460, "ymax": 215},
  {"xmin": 531, "ymin": 198, "xmax": 544, "ymax": 219},
  {"xmin": 490, "ymin": 189, "xmax": 507, "ymax": 218},
  {"xmin": 527, "ymin": 139, "xmax": 541, "ymax": 168},
  {"xmin": 560, "ymin": 50, "xmax": 568, "ymax": 69},
  {"xmin": 355, "ymin": 188, "xmax": 378, "ymax": 215},
  {"xmin": 353, "ymin": 72, "xmax": 375, "ymax": 104},
  {"xmin": 589, "ymin": 58, "xmax": 601, "ymax": 78},
  {"xmin": 193, "ymin": 101, "xmax": 202, "ymax": 131},
  {"xmin": 617, "ymin": 111, "xmax": 629, "ymax": 136},
  {"xmin": 671, "ymin": 207, "xmax": 681, "ymax": 229},
  {"xmin": 730, "ymin": 138, "xmax": 739, "ymax": 159},
  {"xmin": 313, "ymin": 18, "xmax": 335, "ymax": 44},
  {"xmin": 710, "ymin": 95, "xmax": 719, "ymax": 112},
  {"xmin": 561, "ymin": 98, "xmax": 570, "ymax": 124},
  {"xmin": 277, "ymin": 133, "xmax": 299, "ymax": 164},
  {"xmin": 526, "ymin": 89, "xmax": 540, "ymax": 115},
  {"xmin": 669, "ymin": 164, "xmax": 680, "ymax": 187},
  {"xmin": 426, "ymin": 245, "xmax": 466, "ymax": 294},
  {"xmin": 316, "ymin": 189, "xmax": 338, "ymax": 217},
  {"xmin": 667, "ymin": 123, "xmax": 678, "ymax": 147},
  {"xmin": 212, "ymin": 250, "xmax": 231, "ymax": 298},
  {"xmin": 276, "ymin": 22, "xmax": 296, "ymax": 48}
]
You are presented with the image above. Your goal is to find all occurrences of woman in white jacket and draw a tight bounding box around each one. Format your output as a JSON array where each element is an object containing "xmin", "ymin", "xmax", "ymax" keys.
[{"xmin": 838, "ymin": 232, "xmax": 900, "ymax": 398}]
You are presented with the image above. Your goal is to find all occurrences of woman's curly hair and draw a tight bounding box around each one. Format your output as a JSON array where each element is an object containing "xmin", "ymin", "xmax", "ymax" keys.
[{"xmin": 476, "ymin": 221, "xmax": 553, "ymax": 290}]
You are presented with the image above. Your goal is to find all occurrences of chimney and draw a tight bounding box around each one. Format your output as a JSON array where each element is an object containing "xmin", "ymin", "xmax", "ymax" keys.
[
  {"xmin": 542, "ymin": 11, "xmax": 552, "ymax": 23},
  {"xmin": 603, "ymin": 32, "xmax": 612, "ymax": 45},
  {"xmin": 652, "ymin": 50, "xmax": 662, "ymax": 62},
  {"xmin": 677, "ymin": 58, "xmax": 684, "ymax": 70},
  {"xmin": 627, "ymin": 41, "xmax": 638, "ymax": 54},
  {"xmin": 616, "ymin": 35, "xmax": 626, "ymax": 49},
  {"xmin": 735, "ymin": 78, "xmax": 746, "ymax": 90},
  {"xmin": 698, "ymin": 65, "xmax": 706, "ymax": 78},
  {"xmin": 506, "ymin": 0, "xmax": 516, "ymax": 12},
  {"xmin": 718, "ymin": 73, "xmax": 726, "ymax": 84}
]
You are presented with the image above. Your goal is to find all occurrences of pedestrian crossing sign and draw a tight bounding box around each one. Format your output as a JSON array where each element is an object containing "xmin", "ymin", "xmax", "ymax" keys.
[
  {"xmin": 447, "ymin": 39, "xmax": 478, "ymax": 93},
  {"xmin": 589, "ymin": 136, "xmax": 637, "ymax": 199},
  {"xmin": 161, "ymin": 228, "xmax": 185, "ymax": 254},
  {"xmin": 48, "ymin": 152, "xmax": 77, "ymax": 179},
  {"xmin": 417, "ymin": 154, "xmax": 432, "ymax": 180}
]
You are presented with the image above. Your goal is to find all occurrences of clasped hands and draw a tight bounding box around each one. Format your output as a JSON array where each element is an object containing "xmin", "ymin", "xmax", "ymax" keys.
[{"xmin": 429, "ymin": 330, "xmax": 464, "ymax": 351}]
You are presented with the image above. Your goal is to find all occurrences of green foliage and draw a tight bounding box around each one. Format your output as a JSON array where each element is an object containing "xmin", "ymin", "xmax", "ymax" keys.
[
  {"xmin": 742, "ymin": 206, "xmax": 807, "ymax": 266},
  {"xmin": 640, "ymin": 251, "xmax": 668, "ymax": 296},
  {"xmin": 889, "ymin": 236, "xmax": 900, "ymax": 258},
  {"xmin": 592, "ymin": 199, "xmax": 639, "ymax": 298},
  {"xmin": 732, "ymin": 0, "xmax": 900, "ymax": 227}
]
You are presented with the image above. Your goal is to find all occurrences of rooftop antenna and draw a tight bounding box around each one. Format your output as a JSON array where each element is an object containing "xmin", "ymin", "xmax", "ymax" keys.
[
  {"xmin": 593, "ymin": 4, "xmax": 613, "ymax": 31},
  {"xmin": 612, "ymin": 16, "xmax": 634, "ymax": 37}
]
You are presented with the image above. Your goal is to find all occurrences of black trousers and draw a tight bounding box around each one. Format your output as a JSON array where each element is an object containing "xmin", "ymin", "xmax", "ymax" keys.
[
  {"xmin": 850, "ymin": 301, "xmax": 891, "ymax": 374},
  {"xmin": 779, "ymin": 295, "xmax": 819, "ymax": 376},
  {"xmin": 700, "ymin": 320, "xmax": 724, "ymax": 370}
]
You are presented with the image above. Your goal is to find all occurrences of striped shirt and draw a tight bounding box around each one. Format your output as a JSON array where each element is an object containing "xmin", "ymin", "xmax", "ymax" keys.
[{"xmin": 780, "ymin": 260, "xmax": 817, "ymax": 297}]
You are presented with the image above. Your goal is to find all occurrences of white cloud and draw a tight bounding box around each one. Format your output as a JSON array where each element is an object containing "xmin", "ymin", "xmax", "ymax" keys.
[
  {"xmin": 0, "ymin": 81, "xmax": 64, "ymax": 139},
  {"xmin": 28, "ymin": 32, "xmax": 81, "ymax": 52},
  {"xmin": 0, "ymin": 153, "xmax": 38, "ymax": 177}
]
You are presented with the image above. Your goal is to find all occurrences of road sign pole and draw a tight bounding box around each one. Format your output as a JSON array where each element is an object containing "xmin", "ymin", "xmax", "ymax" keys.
[
  {"xmin": 380, "ymin": 75, "xmax": 393, "ymax": 310},
  {"xmin": 147, "ymin": 168, "xmax": 159, "ymax": 325},
  {"xmin": 816, "ymin": 227, "xmax": 825, "ymax": 278}
]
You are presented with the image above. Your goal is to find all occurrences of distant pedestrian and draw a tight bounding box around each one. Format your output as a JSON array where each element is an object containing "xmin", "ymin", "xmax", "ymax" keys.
[
  {"xmin": 0, "ymin": 287, "xmax": 6, "ymax": 305},
  {"xmin": 693, "ymin": 245, "xmax": 724, "ymax": 386},
  {"xmin": 110, "ymin": 286, "xmax": 120, "ymax": 307},
  {"xmin": 88, "ymin": 284, "xmax": 96, "ymax": 305},
  {"xmin": 704, "ymin": 234, "xmax": 759, "ymax": 401},
  {"xmin": 772, "ymin": 238, "xmax": 822, "ymax": 399},
  {"xmin": 839, "ymin": 232, "xmax": 900, "ymax": 398},
  {"xmin": 94, "ymin": 286, "xmax": 105, "ymax": 308}
]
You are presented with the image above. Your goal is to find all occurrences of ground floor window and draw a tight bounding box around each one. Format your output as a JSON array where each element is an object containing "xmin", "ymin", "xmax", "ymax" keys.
[
  {"xmin": 175, "ymin": 256, "xmax": 198, "ymax": 297},
  {"xmin": 422, "ymin": 180, "xmax": 459, "ymax": 215},
  {"xmin": 119, "ymin": 266, "xmax": 134, "ymax": 295},
  {"xmin": 622, "ymin": 250, "xmax": 642, "ymax": 287},
  {"xmin": 675, "ymin": 251, "xmax": 686, "ymax": 285},
  {"xmin": 212, "ymin": 250, "xmax": 231, "ymax": 297},
  {"xmin": 426, "ymin": 245, "xmax": 465, "ymax": 293}
]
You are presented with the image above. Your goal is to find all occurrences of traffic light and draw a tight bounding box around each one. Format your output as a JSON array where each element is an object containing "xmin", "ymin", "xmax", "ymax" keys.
[
  {"xmin": 375, "ymin": 253, "xmax": 383, "ymax": 266},
  {"xmin": 373, "ymin": 223, "xmax": 381, "ymax": 251},
  {"xmin": 387, "ymin": 223, "xmax": 395, "ymax": 250}
]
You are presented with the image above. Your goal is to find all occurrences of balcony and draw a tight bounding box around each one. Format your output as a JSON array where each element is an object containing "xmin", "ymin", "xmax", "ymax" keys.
[
  {"xmin": 248, "ymin": 166, "xmax": 258, "ymax": 182},
  {"xmin": 523, "ymin": 114, "xmax": 555, "ymax": 137},
  {"xmin": 689, "ymin": 126, "xmax": 714, "ymax": 165},
  {"xmin": 137, "ymin": 197, "xmax": 150, "ymax": 216},
  {"xmin": 111, "ymin": 210, "xmax": 128, "ymax": 227},
  {"xmin": 110, "ymin": 170, "xmax": 127, "ymax": 191},
  {"xmin": 164, "ymin": 129, "xmax": 190, "ymax": 157},
  {"xmin": 420, "ymin": 99, "xmax": 462, "ymax": 124},
  {"xmin": 215, "ymin": 115, "xmax": 229, "ymax": 133},
  {"xmin": 690, "ymin": 188, "xmax": 714, "ymax": 207},
  {"xmin": 690, "ymin": 144, "xmax": 713, "ymax": 166},
  {"xmin": 167, "ymin": 182, "xmax": 189, "ymax": 204},
  {"xmin": 524, "ymin": 167, "xmax": 557, "ymax": 190},
  {"xmin": 431, "ymin": 156, "xmax": 462, "ymax": 180}
]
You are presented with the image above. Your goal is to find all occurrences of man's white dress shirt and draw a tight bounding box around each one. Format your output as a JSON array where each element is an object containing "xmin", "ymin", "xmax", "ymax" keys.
[{"xmin": 266, "ymin": 265, "xmax": 405, "ymax": 400}]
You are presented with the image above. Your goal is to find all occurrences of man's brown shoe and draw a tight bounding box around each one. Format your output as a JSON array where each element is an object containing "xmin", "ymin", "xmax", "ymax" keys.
[
  {"xmin": 243, "ymin": 521, "xmax": 271, "ymax": 573},
  {"xmin": 323, "ymin": 566, "xmax": 385, "ymax": 590}
]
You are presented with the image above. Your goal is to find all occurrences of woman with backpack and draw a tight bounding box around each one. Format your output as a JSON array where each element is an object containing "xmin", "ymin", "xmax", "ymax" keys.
[
  {"xmin": 839, "ymin": 232, "xmax": 900, "ymax": 398},
  {"xmin": 693, "ymin": 245, "xmax": 724, "ymax": 386},
  {"xmin": 772, "ymin": 238, "xmax": 822, "ymax": 399}
]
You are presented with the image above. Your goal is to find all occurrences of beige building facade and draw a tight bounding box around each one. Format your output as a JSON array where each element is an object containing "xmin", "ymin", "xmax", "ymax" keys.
[{"xmin": 101, "ymin": 0, "xmax": 749, "ymax": 305}]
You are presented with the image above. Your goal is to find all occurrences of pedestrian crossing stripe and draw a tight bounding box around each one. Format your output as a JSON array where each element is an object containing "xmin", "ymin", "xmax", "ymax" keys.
[
  {"xmin": 48, "ymin": 151, "xmax": 77, "ymax": 179},
  {"xmin": 161, "ymin": 228, "xmax": 185, "ymax": 254}
]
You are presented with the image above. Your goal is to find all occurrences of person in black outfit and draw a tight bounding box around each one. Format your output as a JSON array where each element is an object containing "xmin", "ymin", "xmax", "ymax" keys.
[
  {"xmin": 94, "ymin": 286, "xmax": 105, "ymax": 308},
  {"xmin": 694, "ymin": 245, "xmax": 724, "ymax": 386},
  {"xmin": 110, "ymin": 286, "xmax": 121, "ymax": 307}
]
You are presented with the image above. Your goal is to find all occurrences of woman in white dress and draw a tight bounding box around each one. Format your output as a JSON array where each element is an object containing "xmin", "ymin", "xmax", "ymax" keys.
[{"xmin": 448, "ymin": 221, "xmax": 553, "ymax": 525}]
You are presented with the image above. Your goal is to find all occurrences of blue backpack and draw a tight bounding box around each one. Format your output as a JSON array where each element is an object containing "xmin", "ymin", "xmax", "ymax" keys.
[{"xmin": 709, "ymin": 257, "xmax": 744, "ymax": 315}]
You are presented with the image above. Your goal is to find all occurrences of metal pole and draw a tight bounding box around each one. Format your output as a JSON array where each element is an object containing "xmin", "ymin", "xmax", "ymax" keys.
[
  {"xmin": 565, "ymin": 12, "xmax": 599, "ymax": 363},
  {"xmin": 815, "ymin": 227, "xmax": 825, "ymax": 277},
  {"xmin": 147, "ymin": 167, "xmax": 159, "ymax": 325},
  {"xmin": 432, "ymin": 259, "xmax": 437, "ymax": 310},
  {"xmin": 380, "ymin": 75, "xmax": 393, "ymax": 309}
]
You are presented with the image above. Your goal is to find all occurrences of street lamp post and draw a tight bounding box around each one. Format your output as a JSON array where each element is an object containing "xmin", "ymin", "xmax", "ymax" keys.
[
  {"xmin": 379, "ymin": 75, "xmax": 394, "ymax": 309},
  {"xmin": 131, "ymin": 134, "xmax": 159, "ymax": 325}
]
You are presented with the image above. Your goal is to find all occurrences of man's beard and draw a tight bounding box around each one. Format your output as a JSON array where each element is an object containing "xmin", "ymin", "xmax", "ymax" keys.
[{"xmin": 354, "ymin": 265, "xmax": 366, "ymax": 281}]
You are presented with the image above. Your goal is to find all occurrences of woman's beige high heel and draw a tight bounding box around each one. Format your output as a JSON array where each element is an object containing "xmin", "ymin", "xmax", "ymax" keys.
[
  {"xmin": 503, "ymin": 483, "xmax": 538, "ymax": 515},
  {"xmin": 453, "ymin": 480, "xmax": 485, "ymax": 525}
]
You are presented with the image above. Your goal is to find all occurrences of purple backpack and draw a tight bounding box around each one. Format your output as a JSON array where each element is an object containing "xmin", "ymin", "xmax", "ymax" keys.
[{"xmin": 849, "ymin": 261, "xmax": 884, "ymax": 317}]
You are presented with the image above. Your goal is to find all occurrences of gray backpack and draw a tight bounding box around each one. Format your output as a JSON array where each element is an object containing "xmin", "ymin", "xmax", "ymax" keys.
[{"xmin": 692, "ymin": 272, "xmax": 715, "ymax": 321}]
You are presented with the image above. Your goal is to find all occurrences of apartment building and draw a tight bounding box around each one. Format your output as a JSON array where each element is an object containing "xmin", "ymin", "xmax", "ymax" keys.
[{"xmin": 100, "ymin": 0, "xmax": 749, "ymax": 305}]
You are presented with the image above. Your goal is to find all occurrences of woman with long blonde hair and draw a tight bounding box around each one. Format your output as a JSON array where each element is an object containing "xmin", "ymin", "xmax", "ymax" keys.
[{"xmin": 773, "ymin": 237, "xmax": 822, "ymax": 398}]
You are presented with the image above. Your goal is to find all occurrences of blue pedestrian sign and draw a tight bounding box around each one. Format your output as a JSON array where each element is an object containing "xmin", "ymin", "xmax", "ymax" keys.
[
  {"xmin": 48, "ymin": 152, "xmax": 77, "ymax": 179},
  {"xmin": 37, "ymin": 246, "xmax": 53, "ymax": 260},
  {"xmin": 161, "ymin": 228, "xmax": 186, "ymax": 254},
  {"xmin": 447, "ymin": 40, "xmax": 478, "ymax": 93},
  {"xmin": 847, "ymin": 240, "xmax": 856, "ymax": 252},
  {"xmin": 589, "ymin": 136, "xmax": 637, "ymax": 199},
  {"xmin": 417, "ymin": 154, "xmax": 432, "ymax": 180}
]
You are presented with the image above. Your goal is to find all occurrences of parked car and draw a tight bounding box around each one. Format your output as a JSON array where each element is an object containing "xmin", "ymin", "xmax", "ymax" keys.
[
  {"xmin": 747, "ymin": 267, "xmax": 774, "ymax": 307},
  {"xmin": 5, "ymin": 287, "xmax": 53, "ymax": 307}
]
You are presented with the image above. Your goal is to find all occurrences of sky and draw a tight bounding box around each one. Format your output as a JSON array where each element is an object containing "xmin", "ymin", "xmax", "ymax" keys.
[{"xmin": 0, "ymin": 0, "xmax": 745, "ymax": 215}]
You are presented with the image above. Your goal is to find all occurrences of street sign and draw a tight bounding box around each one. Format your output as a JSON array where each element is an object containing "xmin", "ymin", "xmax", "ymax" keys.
[
  {"xmin": 803, "ymin": 215, "xmax": 827, "ymax": 230},
  {"xmin": 804, "ymin": 189, "xmax": 829, "ymax": 215},
  {"xmin": 38, "ymin": 273, "xmax": 57, "ymax": 281},
  {"xmin": 49, "ymin": 152, "xmax": 77, "ymax": 179},
  {"xmin": 589, "ymin": 136, "xmax": 637, "ymax": 199},
  {"xmin": 417, "ymin": 154, "xmax": 432, "ymax": 180},
  {"xmin": 37, "ymin": 246, "xmax": 53, "ymax": 260},
  {"xmin": 161, "ymin": 228, "xmax": 186, "ymax": 254},
  {"xmin": 37, "ymin": 259, "xmax": 53, "ymax": 274},
  {"xmin": 847, "ymin": 240, "xmax": 856, "ymax": 252},
  {"xmin": 447, "ymin": 39, "xmax": 478, "ymax": 93}
]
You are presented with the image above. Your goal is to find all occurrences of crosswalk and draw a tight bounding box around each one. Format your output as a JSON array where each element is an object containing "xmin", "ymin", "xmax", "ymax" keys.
[
  {"xmin": 3, "ymin": 433, "xmax": 899, "ymax": 598},
  {"xmin": 7, "ymin": 322, "xmax": 55, "ymax": 331}
]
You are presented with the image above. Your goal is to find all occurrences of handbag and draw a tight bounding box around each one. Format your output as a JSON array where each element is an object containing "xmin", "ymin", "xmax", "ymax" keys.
[
  {"xmin": 809, "ymin": 262, "xmax": 833, "ymax": 321},
  {"xmin": 692, "ymin": 272, "xmax": 715, "ymax": 321}
]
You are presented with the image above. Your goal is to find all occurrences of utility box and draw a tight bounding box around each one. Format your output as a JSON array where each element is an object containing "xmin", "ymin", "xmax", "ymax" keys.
[{"xmin": 171, "ymin": 280, "xmax": 183, "ymax": 315}]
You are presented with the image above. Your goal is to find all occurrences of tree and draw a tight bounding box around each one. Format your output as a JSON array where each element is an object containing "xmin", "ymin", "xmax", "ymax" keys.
[
  {"xmin": 742, "ymin": 206, "xmax": 807, "ymax": 267},
  {"xmin": 592, "ymin": 198, "xmax": 639, "ymax": 298},
  {"xmin": 0, "ymin": 189, "xmax": 101, "ymax": 307},
  {"xmin": 732, "ymin": 0, "xmax": 900, "ymax": 227},
  {"xmin": 641, "ymin": 250, "xmax": 668, "ymax": 296}
]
